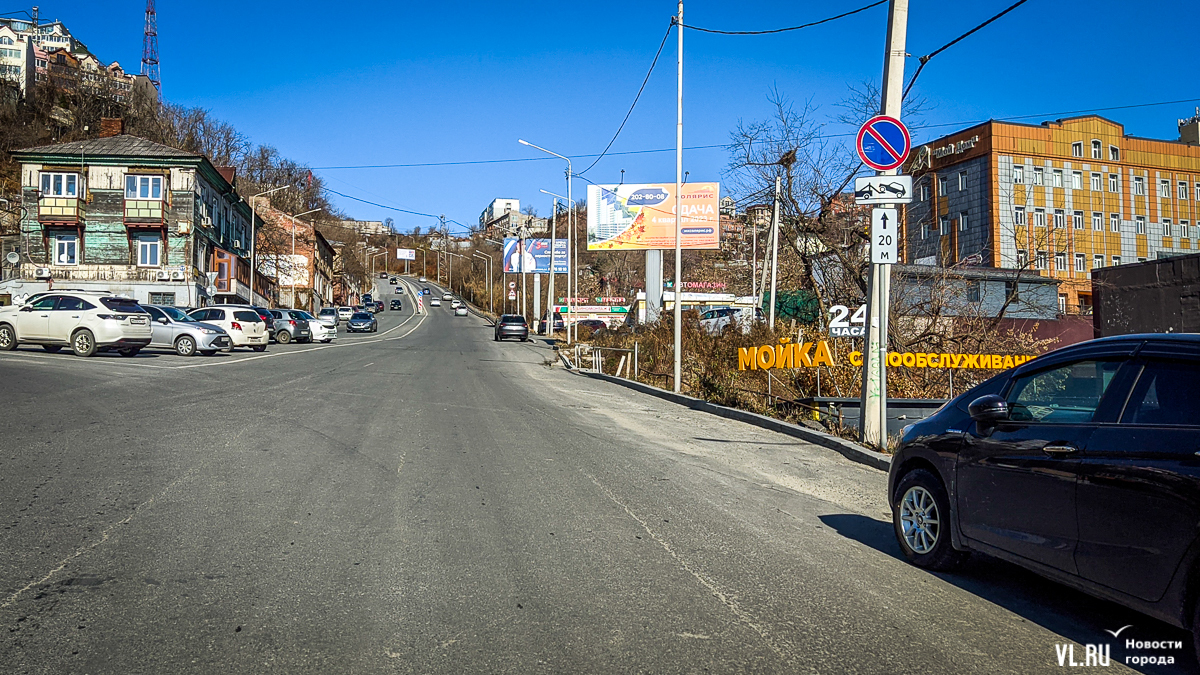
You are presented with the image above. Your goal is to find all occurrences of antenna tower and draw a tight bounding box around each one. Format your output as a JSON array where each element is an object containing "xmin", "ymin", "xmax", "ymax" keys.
[{"xmin": 140, "ymin": 0, "xmax": 160, "ymax": 92}]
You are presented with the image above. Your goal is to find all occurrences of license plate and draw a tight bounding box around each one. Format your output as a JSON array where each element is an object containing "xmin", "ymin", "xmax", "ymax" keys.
[{"xmin": 129, "ymin": 316, "xmax": 148, "ymax": 325}]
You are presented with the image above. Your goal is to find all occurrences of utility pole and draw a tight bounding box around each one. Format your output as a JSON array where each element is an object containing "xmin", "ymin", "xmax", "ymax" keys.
[
  {"xmin": 769, "ymin": 176, "xmax": 780, "ymax": 328},
  {"xmin": 860, "ymin": 0, "xmax": 908, "ymax": 447},
  {"xmin": 548, "ymin": 198, "xmax": 558, "ymax": 338},
  {"xmin": 672, "ymin": 0, "xmax": 684, "ymax": 394},
  {"xmin": 519, "ymin": 223, "xmax": 527, "ymax": 321}
]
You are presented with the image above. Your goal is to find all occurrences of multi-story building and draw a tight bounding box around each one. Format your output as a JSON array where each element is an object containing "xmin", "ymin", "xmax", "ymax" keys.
[
  {"xmin": 905, "ymin": 113, "xmax": 1200, "ymax": 312},
  {"xmin": 483, "ymin": 210, "xmax": 547, "ymax": 239},
  {"xmin": 1, "ymin": 120, "xmax": 276, "ymax": 307},
  {"xmin": 478, "ymin": 198, "xmax": 519, "ymax": 229},
  {"xmin": 339, "ymin": 219, "xmax": 389, "ymax": 236},
  {"xmin": 259, "ymin": 206, "xmax": 335, "ymax": 311},
  {"xmin": 0, "ymin": 15, "xmax": 86, "ymax": 54},
  {"xmin": 0, "ymin": 25, "xmax": 33, "ymax": 95}
]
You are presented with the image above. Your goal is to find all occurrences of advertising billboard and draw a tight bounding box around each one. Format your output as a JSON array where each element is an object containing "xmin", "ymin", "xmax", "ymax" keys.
[
  {"xmin": 503, "ymin": 238, "xmax": 569, "ymax": 274},
  {"xmin": 586, "ymin": 182, "xmax": 720, "ymax": 250},
  {"xmin": 396, "ymin": 248, "xmax": 416, "ymax": 260}
]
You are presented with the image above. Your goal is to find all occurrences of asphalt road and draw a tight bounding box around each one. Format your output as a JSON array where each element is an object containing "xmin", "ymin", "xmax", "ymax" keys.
[{"xmin": 0, "ymin": 278, "xmax": 1193, "ymax": 674}]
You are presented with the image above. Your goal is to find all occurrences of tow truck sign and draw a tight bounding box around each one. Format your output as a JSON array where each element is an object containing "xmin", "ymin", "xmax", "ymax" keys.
[{"xmin": 854, "ymin": 176, "xmax": 912, "ymax": 204}]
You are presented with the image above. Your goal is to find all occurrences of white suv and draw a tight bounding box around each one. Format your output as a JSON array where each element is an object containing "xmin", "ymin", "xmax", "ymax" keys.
[
  {"xmin": 186, "ymin": 306, "xmax": 268, "ymax": 351},
  {"xmin": 0, "ymin": 292, "xmax": 152, "ymax": 356}
]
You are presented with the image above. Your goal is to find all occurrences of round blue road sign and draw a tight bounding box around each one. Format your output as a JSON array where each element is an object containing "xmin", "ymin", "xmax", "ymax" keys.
[{"xmin": 856, "ymin": 115, "xmax": 911, "ymax": 171}]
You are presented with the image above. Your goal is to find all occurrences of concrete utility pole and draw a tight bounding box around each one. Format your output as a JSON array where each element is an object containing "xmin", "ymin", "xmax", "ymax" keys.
[
  {"xmin": 860, "ymin": 0, "xmax": 908, "ymax": 447},
  {"xmin": 672, "ymin": 0, "xmax": 684, "ymax": 394},
  {"xmin": 548, "ymin": 197, "xmax": 558, "ymax": 337},
  {"xmin": 768, "ymin": 176, "xmax": 780, "ymax": 329}
]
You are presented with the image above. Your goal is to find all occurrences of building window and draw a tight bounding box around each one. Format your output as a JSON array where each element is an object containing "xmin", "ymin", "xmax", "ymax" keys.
[
  {"xmin": 1180, "ymin": 181, "xmax": 1189, "ymax": 200},
  {"xmin": 1053, "ymin": 209, "xmax": 1065, "ymax": 228},
  {"xmin": 39, "ymin": 172, "xmax": 80, "ymax": 198},
  {"xmin": 1075, "ymin": 253, "xmax": 1085, "ymax": 272},
  {"xmin": 1108, "ymin": 174, "xmax": 1119, "ymax": 193},
  {"xmin": 1195, "ymin": 183, "xmax": 1200, "ymax": 201},
  {"xmin": 136, "ymin": 234, "xmax": 161, "ymax": 266},
  {"xmin": 125, "ymin": 175, "xmax": 163, "ymax": 200},
  {"xmin": 919, "ymin": 184, "xmax": 929, "ymax": 201},
  {"xmin": 0, "ymin": 36, "xmax": 12, "ymax": 45},
  {"xmin": 959, "ymin": 212, "xmax": 968, "ymax": 231},
  {"xmin": 1112, "ymin": 255, "xmax": 1121, "ymax": 266},
  {"xmin": 1035, "ymin": 250, "xmax": 1047, "ymax": 270},
  {"xmin": 1163, "ymin": 218, "xmax": 1173, "ymax": 237},
  {"xmin": 938, "ymin": 175, "xmax": 948, "ymax": 193},
  {"xmin": 1005, "ymin": 280, "xmax": 1020, "ymax": 303},
  {"xmin": 1136, "ymin": 215, "xmax": 1146, "ymax": 234},
  {"xmin": 1058, "ymin": 293, "xmax": 1068, "ymax": 313},
  {"xmin": 1109, "ymin": 146, "xmax": 1120, "ymax": 162},
  {"xmin": 54, "ymin": 233, "xmax": 77, "ymax": 265},
  {"xmin": 1134, "ymin": 176, "xmax": 1145, "ymax": 195},
  {"xmin": 1054, "ymin": 251, "xmax": 1067, "ymax": 271},
  {"xmin": 1091, "ymin": 140, "xmax": 1102, "ymax": 159},
  {"xmin": 1016, "ymin": 249, "xmax": 1028, "ymax": 268},
  {"xmin": 1012, "ymin": 166, "xmax": 1024, "ymax": 184},
  {"xmin": 1071, "ymin": 142, "xmax": 1083, "ymax": 157},
  {"xmin": 1071, "ymin": 171, "xmax": 1082, "ymax": 189},
  {"xmin": 1072, "ymin": 210, "xmax": 1084, "ymax": 229},
  {"xmin": 1138, "ymin": 257, "xmax": 1147, "ymax": 263},
  {"xmin": 958, "ymin": 171, "xmax": 967, "ymax": 191},
  {"xmin": 939, "ymin": 216, "xmax": 949, "ymax": 235},
  {"xmin": 1033, "ymin": 167, "xmax": 1044, "ymax": 185},
  {"xmin": 1159, "ymin": 179, "xmax": 1171, "ymax": 197},
  {"xmin": 1110, "ymin": 213, "xmax": 1120, "ymax": 232},
  {"xmin": 1091, "ymin": 212, "xmax": 1102, "ymax": 230},
  {"xmin": 1013, "ymin": 206, "xmax": 1026, "ymax": 225},
  {"xmin": 1091, "ymin": 173, "xmax": 1102, "ymax": 191},
  {"xmin": 1183, "ymin": 220, "xmax": 1191, "ymax": 238},
  {"xmin": 1093, "ymin": 254, "xmax": 1104, "ymax": 270},
  {"xmin": 966, "ymin": 281, "xmax": 981, "ymax": 302},
  {"xmin": 1052, "ymin": 170, "xmax": 1063, "ymax": 187},
  {"xmin": 1033, "ymin": 208, "xmax": 1046, "ymax": 227},
  {"xmin": 148, "ymin": 292, "xmax": 176, "ymax": 305}
]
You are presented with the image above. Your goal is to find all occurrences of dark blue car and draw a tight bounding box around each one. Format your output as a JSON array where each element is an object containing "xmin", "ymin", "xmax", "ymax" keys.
[{"xmin": 346, "ymin": 312, "xmax": 377, "ymax": 333}]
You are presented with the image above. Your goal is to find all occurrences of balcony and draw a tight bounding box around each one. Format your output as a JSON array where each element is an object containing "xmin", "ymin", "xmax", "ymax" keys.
[
  {"xmin": 38, "ymin": 197, "xmax": 82, "ymax": 224},
  {"xmin": 14, "ymin": 264, "xmax": 184, "ymax": 283},
  {"xmin": 124, "ymin": 199, "xmax": 165, "ymax": 226}
]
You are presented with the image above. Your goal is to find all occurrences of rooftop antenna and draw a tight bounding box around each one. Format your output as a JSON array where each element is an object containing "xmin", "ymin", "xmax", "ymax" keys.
[{"xmin": 140, "ymin": 0, "xmax": 160, "ymax": 93}]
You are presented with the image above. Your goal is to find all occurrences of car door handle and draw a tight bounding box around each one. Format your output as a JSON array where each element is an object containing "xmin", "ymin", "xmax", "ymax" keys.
[{"xmin": 1043, "ymin": 444, "xmax": 1079, "ymax": 455}]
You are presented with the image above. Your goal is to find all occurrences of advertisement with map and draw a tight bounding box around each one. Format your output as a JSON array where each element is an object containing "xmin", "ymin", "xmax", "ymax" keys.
[{"xmin": 586, "ymin": 182, "xmax": 720, "ymax": 250}]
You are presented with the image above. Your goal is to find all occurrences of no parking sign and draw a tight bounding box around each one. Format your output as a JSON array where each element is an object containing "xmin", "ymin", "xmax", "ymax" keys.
[{"xmin": 856, "ymin": 115, "xmax": 911, "ymax": 171}]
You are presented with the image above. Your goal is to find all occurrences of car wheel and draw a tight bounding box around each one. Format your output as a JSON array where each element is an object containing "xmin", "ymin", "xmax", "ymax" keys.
[
  {"xmin": 71, "ymin": 329, "xmax": 97, "ymax": 357},
  {"xmin": 251, "ymin": 345, "xmax": 267, "ymax": 352},
  {"xmin": 893, "ymin": 469, "xmax": 967, "ymax": 571},
  {"xmin": 199, "ymin": 349, "xmax": 217, "ymax": 356},
  {"xmin": 0, "ymin": 324, "xmax": 16, "ymax": 351},
  {"xmin": 42, "ymin": 344, "xmax": 62, "ymax": 353},
  {"xmin": 175, "ymin": 335, "xmax": 197, "ymax": 357},
  {"xmin": 276, "ymin": 330, "xmax": 292, "ymax": 344},
  {"xmin": 118, "ymin": 347, "xmax": 141, "ymax": 357}
]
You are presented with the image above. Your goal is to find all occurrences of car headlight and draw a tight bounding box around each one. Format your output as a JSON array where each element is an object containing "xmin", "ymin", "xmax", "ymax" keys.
[{"xmin": 199, "ymin": 328, "xmax": 219, "ymax": 334}]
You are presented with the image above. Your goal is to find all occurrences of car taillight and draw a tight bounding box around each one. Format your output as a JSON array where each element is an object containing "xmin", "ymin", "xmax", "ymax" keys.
[
  {"xmin": 288, "ymin": 320, "xmax": 296, "ymax": 327},
  {"xmin": 231, "ymin": 321, "xmax": 242, "ymax": 330}
]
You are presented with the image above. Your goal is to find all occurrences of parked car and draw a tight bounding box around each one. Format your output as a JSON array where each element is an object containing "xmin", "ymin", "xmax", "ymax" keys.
[
  {"xmin": 337, "ymin": 306, "xmax": 355, "ymax": 322},
  {"xmin": 346, "ymin": 312, "xmax": 378, "ymax": 333},
  {"xmin": 374, "ymin": 301, "xmax": 385, "ymax": 312},
  {"xmin": 220, "ymin": 304, "xmax": 275, "ymax": 334},
  {"xmin": 318, "ymin": 307, "xmax": 340, "ymax": 326},
  {"xmin": 187, "ymin": 307, "xmax": 268, "ymax": 351},
  {"xmin": 295, "ymin": 310, "xmax": 335, "ymax": 343},
  {"xmin": 539, "ymin": 311, "xmax": 566, "ymax": 335},
  {"xmin": 429, "ymin": 298, "xmax": 441, "ymax": 307},
  {"xmin": 454, "ymin": 305, "xmax": 469, "ymax": 317},
  {"xmin": 0, "ymin": 292, "xmax": 152, "ymax": 357},
  {"xmin": 268, "ymin": 309, "xmax": 313, "ymax": 344},
  {"xmin": 143, "ymin": 304, "xmax": 232, "ymax": 356},
  {"xmin": 494, "ymin": 314, "xmax": 529, "ymax": 342},
  {"xmin": 576, "ymin": 319, "xmax": 608, "ymax": 337},
  {"xmin": 700, "ymin": 306, "xmax": 764, "ymax": 335},
  {"xmin": 888, "ymin": 333, "xmax": 1200, "ymax": 658},
  {"xmin": 390, "ymin": 299, "xmax": 402, "ymax": 310}
]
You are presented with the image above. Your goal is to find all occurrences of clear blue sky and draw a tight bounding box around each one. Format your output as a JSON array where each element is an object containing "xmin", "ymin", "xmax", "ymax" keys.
[{"xmin": 37, "ymin": 0, "xmax": 1200, "ymax": 232}]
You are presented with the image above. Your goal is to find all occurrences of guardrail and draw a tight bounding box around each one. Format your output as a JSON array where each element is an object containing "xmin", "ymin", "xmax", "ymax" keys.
[{"xmin": 570, "ymin": 342, "xmax": 639, "ymax": 380}]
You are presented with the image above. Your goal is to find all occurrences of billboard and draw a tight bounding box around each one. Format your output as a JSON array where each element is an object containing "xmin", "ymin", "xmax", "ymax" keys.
[
  {"xmin": 396, "ymin": 248, "xmax": 416, "ymax": 260},
  {"xmin": 503, "ymin": 238, "xmax": 568, "ymax": 274},
  {"xmin": 586, "ymin": 182, "xmax": 720, "ymax": 250}
]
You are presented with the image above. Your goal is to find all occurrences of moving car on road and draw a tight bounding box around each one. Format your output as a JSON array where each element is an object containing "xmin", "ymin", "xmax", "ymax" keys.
[
  {"xmin": 337, "ymin": 306, "xmax": 355, "ymax": 322},
  {"xmin": 450, "ymin": 299, "xmax": 462, "ymax": 309},
  {"xmin": 187, "ymin": 307, "xmax": 268, "ymax": 351},
  {"xmin": 429, "ymin": 298, "xmax": 441, "ymax": 307},
  {"xmin": 346, "ymin": 312, "xmax": 378, "ymax": 333},
  {"xmin": 143, "ymin": 304, "xmax": 231, "ymax": 356},
  {"xmin": 268, "ymin": 309, "xmax": 312, "ymax": 344},
  {"xmin": 888, "ymin": 333, "xmax": 1200, "ymax": 660},
  {"xmin": 454, "ymin": 305, "xmax": 468, "ymax": 317},
  {"xmin": 390, "ymin": 299, "xmax": 402, "ymax": 310},
  {"xmin": 318, "ymin": 307, "xmax": 340, "ymax": 326},
  {"xmin": 494, "ymin": 314, "xmax": 529, "ymax": 342},
  {"xmin": 0, "ymin": 292, "xmax": 152, "ymax": 357},
  {"xmin": 390, "ymin": 277, "xmax": 398, "ymax": 285}
]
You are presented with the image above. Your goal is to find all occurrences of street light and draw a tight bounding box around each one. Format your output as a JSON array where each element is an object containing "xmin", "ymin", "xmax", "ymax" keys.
[
  {"xmin": 369, "ymin": 250, "xmax": 387, "ymax": 278},
  {"xmin": 446, "ymin": 250, "xmax": 468, "ymax": 297},
  {"xmin": 472, "ymin": 250, "xmax": 494, "ymax": 313},
  {"xmin": 540, "ymin": 189, "xmax": 574, "ymax": 342},
  {"xmin": 287, "ymin": 208, "xmax": 320, "ymax": 309},
  {"xmin": 247, "ymin": 184, "xmax": 292, "ymax": 303},
  {"xmin": 519, "ymin": 139, "xmax": 573, "ymax": 341}
]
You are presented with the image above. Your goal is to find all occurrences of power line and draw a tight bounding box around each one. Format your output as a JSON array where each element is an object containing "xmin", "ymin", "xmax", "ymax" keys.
[
  {"xmin": 577, "ymin": 21, "xmax": 674, "ymax": 176},
  {"xmin": 318, "ymin": 186, "xmax": 470, "ymax": 232},
  {"xmin": 903, "ymin": 0, "xmax": 1031, "ymax": 101},
  {"xmin": 679, "ymin": 0, "xmax": 887, "ymax": 35}
]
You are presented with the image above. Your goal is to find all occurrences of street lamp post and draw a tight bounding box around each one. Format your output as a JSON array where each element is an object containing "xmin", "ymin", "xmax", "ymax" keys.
[
  {"xmin": 248, "ymin": 184, "xmax": 291, "ymax": 303},
  {"xmin": 288, "ymin": 208, "xmax": 320, "ymax": 309},
  {"xmin": 369, "ymin": 251, "xmax": 386, "ymax": 279},
  {"xmin": 540, "ymin": 189, "xmax": 575, "ymax": 341},
  {"xmin": 519, "ymin": 139, "xmax": 573, "ymax": 342},
  {"xmin": 473, "ymin": 251, "xmax": 493, "ymax": 313}
]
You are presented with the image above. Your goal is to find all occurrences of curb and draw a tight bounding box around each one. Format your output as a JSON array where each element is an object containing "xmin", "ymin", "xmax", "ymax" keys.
[{"xmin": 576, "ymin": 370, "xmax": 892, "ymax": 472}]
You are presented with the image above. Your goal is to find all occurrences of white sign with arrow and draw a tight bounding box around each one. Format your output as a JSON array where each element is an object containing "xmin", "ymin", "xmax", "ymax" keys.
[{"xmin": 871, "ymin": 208, "xmax": 898, "ymax": 264}]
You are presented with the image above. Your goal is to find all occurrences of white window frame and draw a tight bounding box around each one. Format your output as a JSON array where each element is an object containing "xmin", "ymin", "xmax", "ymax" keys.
[
  {"xmin": 1075, "ymin": 253, "xmax": 1085, "ymax": 272},
  {"xmin": 1093, "ymin": 254, "xmax": 1104, "ymax": 270},
  {"xmin": 1134, "ymin": 176, "xmax": 1145, "ymax": 196},
  {"xmin": 136, "ymin": 234, "xmax": 161, "ymax": 267},
  {"xmin": 1033, "ymin": 208, "xmax": 1046, "ymax": 227},
  {"xmin": 1033, "ymin": 167, "xmax": 1044, "ymax": 185},
  {"xmin": 1112, "ymin": 255, "xmax": 1121, "ymax": 266},
  {"xmin": 959, "ymin": 212, "xmax": 968, "ymax": 231},
  {"xmin": 54, "ymin": 233, "xmax": 77, "ymax": 265},
  {"xmin": 1071, "ymin": 171, "xmax": 1082, "ymax": 189},
  {"xmin": 1016, "ymin": 249, "xmax": 1028, "ymax": 268},
  {"xmin": 1052, "ymin": 170, "xmax": 1063, "ymax": 188},
  {"xmin": 1180, "ymin": 181, "xmax": 1189, "ymax": 200},
  {"xmin": 1035, "ymin": 250, "xmax": 1047, "ymax": 270},
  {"xmin": 1054, "ymin": 252, "xmax": 1066, "ymax": 271},
  {"xmin": 1159, "ymin": 179, "xmax": 1170, "ymax": 197},
  {"xmin": 1182, "ymin": 220, "xmax": 1191, "ymax": 238},
  {"xmin": 1163, "ymin": 218, "xmax": 1173, "ymax": 237},
  {"xmin": 1053, "ymin": 209, "xmax": 1065, "ymax": 228},
  {"xmin": 938, "ymin": 175, "xmax": 948, "ymax": 193},
  {"xmin": 1091, "ymin": 212, "xmax": 1102, "ymax": 230},
  {"xmin": 1071, "ymin": 142, "xmax": 1083, "ymax": 157},
  {"xmin": 939, "ymin": 216, "xmax": 949, "ymax": 235},
  {"xmin": 1108, "ymin": 174, "xmax": 1119, "ymax": 193},
  {"xmin": 1072, "ymin": 210, "xmax": 1084, "ymax": 229},
  {"xmin": 1012, "ymin": 166, "xmax": 1024, "ymax": 184},
  {"xmin": 1109, "ymin": 146, "xmax": 1120, "ymax": 162},
  {"xmin": 958, "ymin": 171, "xmax": 967, "ymax": 191},
  {"xmin": 1091, "ymin": 173, "xmax": 1102, "ymax": 191},
  {"xmin": 1110, "ymin": 213, "xmax": 1120, "ymax": 231},
  {"xmin": 1136, "ymin": 215, "xmax": 1146, "ymax": 234},
  {"xmin": 125, "ymin": 175, "xmax": 163, "ymax": 201},
  {"xmin": 1091, "ymin": 140, "xmax": 1102, "ymax": 159},
  {"xmin": 1013, "ymin": 206, "xmax": 1026, "ymax": 225},
  {"xmin": 39, "ymin": 171, "xmax": 80, "ymax": 198}
]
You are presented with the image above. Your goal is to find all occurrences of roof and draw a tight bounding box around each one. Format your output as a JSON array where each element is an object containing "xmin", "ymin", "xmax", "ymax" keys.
[
  {"xmin": 11, "ymin": 134, "xmax": 198, "ymax": 160},
  {"xmin": 895, "ymin": 263, "xmax": 1060, "ymax": 285}
]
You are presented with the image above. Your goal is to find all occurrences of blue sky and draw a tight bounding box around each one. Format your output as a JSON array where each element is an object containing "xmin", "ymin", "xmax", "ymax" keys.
[{"xmin": 36, "ymin": 1, "xmax": 1200, "ymax": 232}]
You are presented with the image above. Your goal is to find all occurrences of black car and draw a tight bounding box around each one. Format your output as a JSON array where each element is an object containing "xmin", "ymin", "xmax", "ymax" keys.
[
  {"xmin": 539, "ymin": 311, "xmax": 565, "ymax": 335},
  {"xmin": 494, "ymin": 314, "xmax": 529, "ymax": 342},
  {"xmin": 346, "ymin": 312, "xmax": 378, "ymax": 333},
  {"xmin": 390, "ymin": 299, "xmax": 402, "ymax": 310},
  {"xmin": 888, "ymin": 334, "xmax": 1200, "ymax": 656}
]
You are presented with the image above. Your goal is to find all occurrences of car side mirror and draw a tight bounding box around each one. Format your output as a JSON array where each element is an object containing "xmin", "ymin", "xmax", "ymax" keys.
[
  {"xmin": 968, "ymin": 394, "xmax": 1009, "ymax": 433},
  {"xmin": 156, "ymin": 317, "xmax": 169, "ymax": 324},
  {"xmin": 19, "ymin": 305, "xmax": 32, "ymax": 312}
]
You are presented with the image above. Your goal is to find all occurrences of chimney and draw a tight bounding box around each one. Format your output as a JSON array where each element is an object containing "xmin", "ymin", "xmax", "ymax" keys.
[{"xmin": 99, "ymin": 117, "xmax": 124, "ymax": 138}]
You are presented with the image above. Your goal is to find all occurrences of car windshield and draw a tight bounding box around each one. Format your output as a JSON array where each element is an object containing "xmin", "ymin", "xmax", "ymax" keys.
[
  {"xmin": 500, "ymin": 316, "xmax": 526, "ymax": 325},
  {"xmin": 101, "ymin": 297, "xmax": 146, "ymax": 313},
  {"xmin": 233, "ymin": 311, "xmax": 260, "ymax": 322},
  {"xmin": 320, "ymin": 309, "xmax": 336, "ymax": 316},
  {"xmin": 351, "ymin": 313, "xmax": 372, "ymax": 320},
  {"xmin": 160, "ymin": 306, "xmax": 196, "ymax": 322}
]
